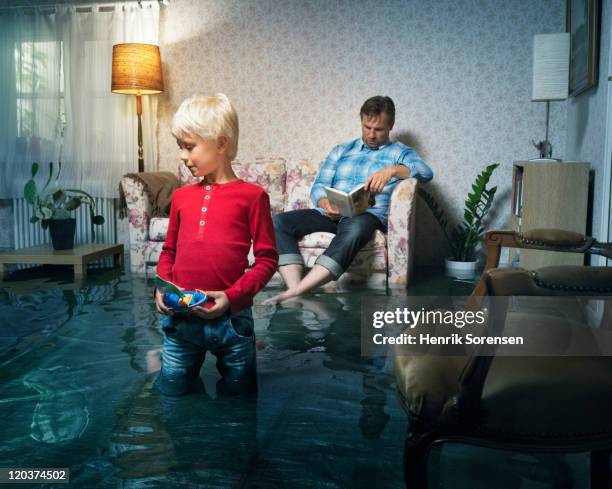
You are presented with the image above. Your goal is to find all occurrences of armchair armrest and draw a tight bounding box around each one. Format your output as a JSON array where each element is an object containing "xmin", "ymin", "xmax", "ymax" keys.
[
  {"xmin": 469, "ymin": 229, "xmax": 612, "ymax": 306},
  {"xmin": 119, "ymin": 175, "xmax": 154, "ymax": 244},
  {"xmin": 387, "ymin": 178, "xmax": 418, "ymax": 288},
  {"xmin": 119, "ymin": 172, "xmax": 179, "ymax": 274},
  {"xmin": 485, "ymin": 266, "xmax": 612, "ymax": 296}
]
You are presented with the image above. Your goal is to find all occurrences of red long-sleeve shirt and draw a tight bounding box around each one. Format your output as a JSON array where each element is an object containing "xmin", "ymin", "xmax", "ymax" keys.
[{"xmin": 156, "ymin": 179, "xmax": 278, "ymax": 314}]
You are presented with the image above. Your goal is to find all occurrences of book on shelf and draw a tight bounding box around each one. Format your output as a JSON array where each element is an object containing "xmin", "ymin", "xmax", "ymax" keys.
[{"xmin": 324, "ymin": 184, "xmax": 373, "ymax": 218}]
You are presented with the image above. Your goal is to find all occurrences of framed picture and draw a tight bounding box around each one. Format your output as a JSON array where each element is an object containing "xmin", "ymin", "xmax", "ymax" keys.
[{"xmin": 566, "ymin": 0, "xmax": 601, "ymax": 96}]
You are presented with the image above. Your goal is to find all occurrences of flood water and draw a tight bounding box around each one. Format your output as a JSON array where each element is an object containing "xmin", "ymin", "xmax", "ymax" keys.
[{"xmin": 0, "ymin": 267, "xmax": 590, "ymax": 488}]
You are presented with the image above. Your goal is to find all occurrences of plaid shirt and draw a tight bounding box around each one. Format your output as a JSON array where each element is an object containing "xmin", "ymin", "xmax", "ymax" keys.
[{"xmin": 310, "ymin": 138, "xmax": 433, "ymax": 228}]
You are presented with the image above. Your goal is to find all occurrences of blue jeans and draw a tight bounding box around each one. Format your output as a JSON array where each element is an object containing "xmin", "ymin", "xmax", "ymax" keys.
[
  {"xmin": 155, "ymin": 308, "xmax": 257, "ymax": 396},
  {"xmin": 272, "ymin": 209, "xmax": 383, "ymax": 279}
]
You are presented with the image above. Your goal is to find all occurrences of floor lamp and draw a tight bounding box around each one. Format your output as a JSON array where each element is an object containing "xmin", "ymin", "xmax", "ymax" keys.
[{"xmin": 111, "ymin": 43, "xmax": 164, "ymax": 173}]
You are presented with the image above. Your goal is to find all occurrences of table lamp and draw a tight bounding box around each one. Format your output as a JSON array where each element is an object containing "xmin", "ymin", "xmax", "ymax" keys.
[
  {"xmin": 531, "ymin": 33, "xmax": 569, "ymax": 161},
  {"xmin": 111, "ymin": 43, "xmax": 163, "ymax": 172}
]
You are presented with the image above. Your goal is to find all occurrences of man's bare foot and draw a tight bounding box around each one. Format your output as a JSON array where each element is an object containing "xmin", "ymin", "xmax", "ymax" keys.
[
  {"xmin": 285, "ymin": 296, "xmax": 333, "ymax": 319},
  {"xmin": 261, "ymin": 288, "xmax": 301, "ymax": 305}
]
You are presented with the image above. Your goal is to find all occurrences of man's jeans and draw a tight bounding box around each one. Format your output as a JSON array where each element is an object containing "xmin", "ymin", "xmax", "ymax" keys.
[
  {"xmin": 272, "ymin": 209, "xmax": 383, "ymax": 279},
  {"xmin": 155, "ymin": 308, "xmax": 256, "ymax": 396}
]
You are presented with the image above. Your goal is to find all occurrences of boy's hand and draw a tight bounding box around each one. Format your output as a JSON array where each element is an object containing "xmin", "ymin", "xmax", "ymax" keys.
[
  {"xmin": 189, "ymin": 291, "xmax": 230, "ymax": 320},
  {"xmin": 155, "ymin": 288, "xmax": 173, "ymax": 315},
  {"xmin": 155, "ymin": 285, "xmax": 185, "ymax": 315}
]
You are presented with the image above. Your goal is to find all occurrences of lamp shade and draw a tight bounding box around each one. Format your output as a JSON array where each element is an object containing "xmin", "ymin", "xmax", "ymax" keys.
[
  {"xmin": 111, "ymin": 43, "xmax": 163, "ymax": 95},
  {"xmin": 532, "ymin": 33, "xmax": 569, "ymax": 101}
]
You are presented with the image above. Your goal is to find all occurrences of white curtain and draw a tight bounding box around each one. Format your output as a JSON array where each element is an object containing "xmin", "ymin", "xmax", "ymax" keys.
[
  {"xmin": 0, "ymin": 2, "xmax": 160, "ymax": 199},
  {"xmin": 0, "ymin": 7, "xmax": 63, "ymax": 197}
]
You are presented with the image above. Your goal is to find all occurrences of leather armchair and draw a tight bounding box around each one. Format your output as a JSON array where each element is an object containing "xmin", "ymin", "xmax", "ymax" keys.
[{"xmin": 395, "ymin": 228, "xmax": 612, "ymax": 488}]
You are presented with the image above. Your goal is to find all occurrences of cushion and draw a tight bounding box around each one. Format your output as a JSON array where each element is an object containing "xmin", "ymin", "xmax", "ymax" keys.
[
  {"xmin": 177, "ymin": 158, "xmax": 287, "ymax": 215},
  {"xmin": 144, "ymin": 240, "xmax": 164, "ymax": 265},
  {"xmin": 300, "ymin": 245, "xmax": 387, "ymax": 272},
  {"xmin": 246, "ymin": 238, "xmax": 387, "ymax": 273},
  {"xmin": 233, "ymin": 158, "xmax": 287, "ymax": 215},
  {"xmin": 285, "ymin": 159, "xmax": 321, "ymax": 210},
  {"xmin": 299, "ymin": 230, "xmax": 387, "ymax": 250},
  {"xmin": 149, "ymin": 217, "xmax": 169, "ymax": 242}
]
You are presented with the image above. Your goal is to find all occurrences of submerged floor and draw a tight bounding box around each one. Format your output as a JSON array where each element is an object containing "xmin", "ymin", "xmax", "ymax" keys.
[{"xmin": 0, "ymin": 265, "xmax": 590, "ymax": 488}]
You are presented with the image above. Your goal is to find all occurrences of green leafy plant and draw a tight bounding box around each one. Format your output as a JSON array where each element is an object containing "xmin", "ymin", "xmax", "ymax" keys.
[
  {"xmin": 418, "ymin": 163, "xmax": 499, "ymax": 262},
  {"xmin": 24, "ymin": 161, "xmax": 105, "ymax": 239}
]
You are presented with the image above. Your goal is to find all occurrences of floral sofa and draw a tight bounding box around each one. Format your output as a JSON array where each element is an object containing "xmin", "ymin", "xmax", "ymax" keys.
[{"xmin": 119, "ymin": 158, "xmax": 417, "ymax": 288}]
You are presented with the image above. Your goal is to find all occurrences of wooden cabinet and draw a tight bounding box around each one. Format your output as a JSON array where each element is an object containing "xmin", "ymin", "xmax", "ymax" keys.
[{"xmin": 510, "ymin": 161, "xmax": 590, "ymax": 269}]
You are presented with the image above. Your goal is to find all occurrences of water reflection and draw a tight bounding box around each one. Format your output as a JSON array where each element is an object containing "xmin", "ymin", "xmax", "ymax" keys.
[
  {"xmin": 161, "ymin": 388, "xmax": 258, "ymax": 486},
  {"xmin": 0, "ymin": 274, "xmax": 405, "ymax": 488},
  {"xmin": 23, "ymin": 365, "xmax": 90, "ymax": 444},
  {"xmin": 261, "ymin": 292, "xmax": 394, "ymax": 441},
  {"xmin": 108, "ymin": 367, "xmax": 260, "ymax": 487},
  {"xmin": 0, "ymin": 287, "xmax": 77, "ymax": 367},
  {"xmin": 0, "ymin": 275, "xmax": 125, "ymax": 370},
  {"xmin": 109, "ymin": 375, "xmax": 176, "ymax": 484},
  {"xmin": 0, "ymin": 273, "xmax": 144, "ymax": 459}
]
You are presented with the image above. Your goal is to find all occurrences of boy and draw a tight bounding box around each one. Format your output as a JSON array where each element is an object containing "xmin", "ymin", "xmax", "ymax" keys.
[{"xmin": 154, "ymin": 93, "xmax": 278, "ymax": 395}]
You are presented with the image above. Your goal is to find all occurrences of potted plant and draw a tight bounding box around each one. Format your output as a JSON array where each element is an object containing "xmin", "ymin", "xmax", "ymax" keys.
[
  {"xmin": 24, "ymin": 162, "xmax": 105, "ymax": 250},
  {"xmin": 418, "ymin": 163, "xmax": 499, "ymax": 280}
]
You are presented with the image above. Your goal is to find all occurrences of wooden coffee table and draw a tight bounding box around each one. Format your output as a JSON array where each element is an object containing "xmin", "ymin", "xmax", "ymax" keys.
[{"xmin": 0, "ymin": 243, "xmax": 124, "ymax": 281}]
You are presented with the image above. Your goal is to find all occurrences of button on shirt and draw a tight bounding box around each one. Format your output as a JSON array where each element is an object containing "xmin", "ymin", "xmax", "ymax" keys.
[{"xmin": 310, "ymin": 138, "xmax": 433, "ymax": 228}]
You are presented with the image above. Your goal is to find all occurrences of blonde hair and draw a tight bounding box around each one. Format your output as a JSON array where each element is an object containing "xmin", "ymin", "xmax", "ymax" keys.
[{"xmin": 171, "ymin": 93, "xmax": 239, "ymax": 160}]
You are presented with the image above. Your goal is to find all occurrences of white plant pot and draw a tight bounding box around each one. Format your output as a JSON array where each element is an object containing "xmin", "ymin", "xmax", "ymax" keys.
[{"xmin": 445, "ymin": 258, "xmax": 478, "ymax": 280}]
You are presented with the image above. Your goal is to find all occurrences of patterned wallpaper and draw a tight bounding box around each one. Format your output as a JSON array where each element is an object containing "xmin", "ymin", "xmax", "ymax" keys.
[
  {"xmin": 565, "ymin": 0, "xmax": 610, "ymax": 245},
  {"xmin": 156, "ymin": 0, "xmax": 568, "ymax": 266}
]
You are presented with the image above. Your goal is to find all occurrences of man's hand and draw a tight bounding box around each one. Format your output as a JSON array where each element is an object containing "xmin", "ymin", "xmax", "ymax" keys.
[
  {"xmin": 189, "ymin": 290, "xmax": 230, "ymax": 320},
  {"xmin": 364, "ymin": 167, "xmax": 396, "ymax": 194},
  {"xmin": 317, "ymin": 198, "xmax": 341, "ymax": 221}
]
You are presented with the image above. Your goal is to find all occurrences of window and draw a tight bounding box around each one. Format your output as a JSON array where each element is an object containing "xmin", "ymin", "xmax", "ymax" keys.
[{"xmin": 14, "ymin": 40, "xmax": 64, "ymax": 160}]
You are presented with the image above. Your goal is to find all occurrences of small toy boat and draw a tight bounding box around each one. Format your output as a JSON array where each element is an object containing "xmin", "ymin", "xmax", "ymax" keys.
[
  {"xmin": 162, "ymin": 290, "xmax": 208, "ymax": 313},
  {"xmin": 155, "ymin": 274, "xmax": 207, "ymax": 312}
]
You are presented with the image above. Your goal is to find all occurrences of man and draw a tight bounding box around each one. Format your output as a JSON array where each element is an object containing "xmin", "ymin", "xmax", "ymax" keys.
[{"xmin": 264, "ymin": 96, "xmax": 433, "ymax": 304}]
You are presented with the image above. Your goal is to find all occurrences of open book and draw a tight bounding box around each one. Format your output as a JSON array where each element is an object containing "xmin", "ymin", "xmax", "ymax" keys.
[{"xmin": 324, "ymin": 184, "xmax": 373, "ymax": 218}]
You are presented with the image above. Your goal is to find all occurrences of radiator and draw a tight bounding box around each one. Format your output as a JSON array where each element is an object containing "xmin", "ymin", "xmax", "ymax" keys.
[{"xmin": 12, "ymin": 197, "xmax": 117, "ymax": 269}]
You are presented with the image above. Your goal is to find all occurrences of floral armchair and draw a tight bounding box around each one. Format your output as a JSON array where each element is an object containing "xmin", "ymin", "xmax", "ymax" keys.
[{"xmin": 119, "ymin": 158, "xmax": 418, "ymax": 288}]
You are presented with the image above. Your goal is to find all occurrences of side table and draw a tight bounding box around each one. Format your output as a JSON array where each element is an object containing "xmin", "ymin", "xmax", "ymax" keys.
[{"xmin": 0, "ymin": 243, "xmax": 124, "ymax": 281}]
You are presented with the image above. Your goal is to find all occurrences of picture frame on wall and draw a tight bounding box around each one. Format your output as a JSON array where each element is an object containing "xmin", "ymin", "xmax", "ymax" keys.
[{"xmin": 566, "ymin": 0, "xmax": 601, "ymax": 96}]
